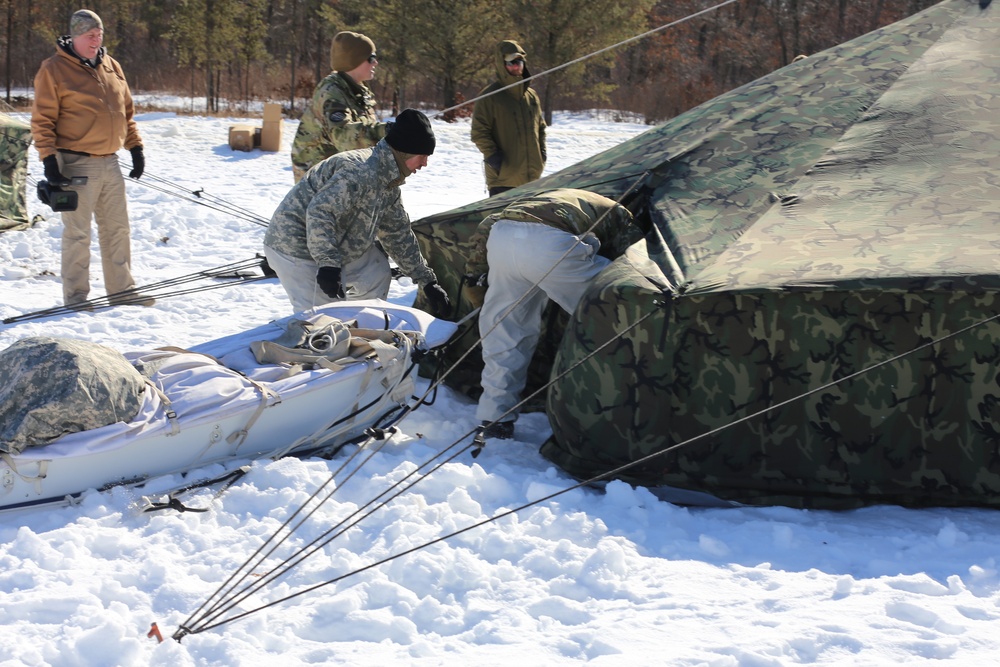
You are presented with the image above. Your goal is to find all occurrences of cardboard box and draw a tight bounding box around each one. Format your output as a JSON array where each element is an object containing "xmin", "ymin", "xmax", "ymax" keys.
[
  {"xmin": 260, "ymin": 120, "xmax": 282, "ymax": 152},
  {"xmin": 262, "ymin": 102, "xmax": 282, "ymax": 122},
  {"xmin": 228, "ymin": 124, "xmax": 254, "ymax": 152}
]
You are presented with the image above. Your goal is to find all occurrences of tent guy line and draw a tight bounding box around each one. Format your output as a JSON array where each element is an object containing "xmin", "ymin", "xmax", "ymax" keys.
[
  {"xmin": 176, "ymin": 294, "xmax": 1000, "ymax": 639},
  {"xmin": 1, "ymin": 256, "xmax": 268, "ymax": 324},
  {"xmin": 437, "ymin": 0, "xmax": 742, "ymax": 117},
  {"xmin": 174, "ymin": 303, "xmax": 664, "ymax": 639}
]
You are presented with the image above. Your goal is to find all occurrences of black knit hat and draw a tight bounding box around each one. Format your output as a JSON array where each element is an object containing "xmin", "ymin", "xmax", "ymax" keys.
[{"xmin": 385, "ymin": 109, "xmax": 435, "ymax": 156}]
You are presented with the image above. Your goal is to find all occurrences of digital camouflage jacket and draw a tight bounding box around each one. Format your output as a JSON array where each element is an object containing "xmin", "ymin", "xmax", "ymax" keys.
[
  {"xmin": 265, "ymin": 140, "xmax": 437, "ymax": 287},
  {"xmin": 290, "ymin": 72, "xmax": 387, "ymax": 174}
]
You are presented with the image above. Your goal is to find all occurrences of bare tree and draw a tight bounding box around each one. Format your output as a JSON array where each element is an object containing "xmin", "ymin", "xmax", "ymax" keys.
[{"xmin": 504, "ymin": 0, "xmax": 656, "ymax": 125}]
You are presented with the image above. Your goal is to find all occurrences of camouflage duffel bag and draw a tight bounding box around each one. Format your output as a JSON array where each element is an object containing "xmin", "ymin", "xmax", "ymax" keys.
[{"xmin": 0, "ymin": 337, "xmax": 146, "ymax": 455}]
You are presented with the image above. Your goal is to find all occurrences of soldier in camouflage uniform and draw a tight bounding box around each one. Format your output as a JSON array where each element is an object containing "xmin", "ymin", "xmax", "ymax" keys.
[
  {"xmin": 265, "ymin": 109, "xmax": 451, "ymax": 318},
  {"xmin": 465, "ymin": 189, "xmax": 636, "ymax": 439},
  {"xmin": 291, "ymin": 31, "xmax": 388, "ymax": 183}
]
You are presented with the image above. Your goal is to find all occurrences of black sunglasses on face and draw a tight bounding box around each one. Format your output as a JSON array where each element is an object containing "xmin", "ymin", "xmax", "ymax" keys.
[
  {"xmin": 367, "ymin": 54, "xmax": 378, "ymax": 64},
  {"xmin": 506, "ymin": 58, "xmax": 524, "ymax": 67}
]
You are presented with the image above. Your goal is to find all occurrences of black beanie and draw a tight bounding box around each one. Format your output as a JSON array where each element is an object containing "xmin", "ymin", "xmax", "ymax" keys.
[{"xmin": 385, "ymin": 109, "xmax": 435, "ymax": 156}]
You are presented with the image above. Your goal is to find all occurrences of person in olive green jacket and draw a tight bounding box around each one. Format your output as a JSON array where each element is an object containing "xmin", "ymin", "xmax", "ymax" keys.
[
  {"xmin": 470, "ymin": 40, "xmax": 546, "ymax": 197},
  {"xmin": 291, "ymin": 31, "xmax": 388, "ymax": 183}
]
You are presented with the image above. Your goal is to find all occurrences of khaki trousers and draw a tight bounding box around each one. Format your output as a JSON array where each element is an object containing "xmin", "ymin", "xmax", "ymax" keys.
[{"xmin": 58, "ymin": 152, "xmax": 135, "ymax": 304}]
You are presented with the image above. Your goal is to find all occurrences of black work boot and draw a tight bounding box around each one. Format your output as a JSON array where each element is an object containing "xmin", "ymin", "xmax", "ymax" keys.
[{"xmin": 480, "ymin": 420, "xmax": 515, "ymax": 440}]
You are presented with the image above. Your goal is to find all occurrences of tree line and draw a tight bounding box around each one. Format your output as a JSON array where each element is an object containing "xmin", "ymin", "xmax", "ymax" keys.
[{"xmin": 1, "ymin": 0, "xmax": 938, "ymax": 124}]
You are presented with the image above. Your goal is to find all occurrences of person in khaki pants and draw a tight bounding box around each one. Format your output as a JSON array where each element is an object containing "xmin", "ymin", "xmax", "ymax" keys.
[{"xmin": 30, "ymin": 9, "xmax": 151, "ymax": 308}]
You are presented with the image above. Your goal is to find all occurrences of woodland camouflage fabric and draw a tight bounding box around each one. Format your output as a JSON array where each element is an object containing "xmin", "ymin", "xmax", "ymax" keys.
[
  {"xmin": 464, "ymin": 188, "xmax": 642, "ymax": 277},
  {"xmin": 0, "ymin": 337, "xmax": 146, "ymax": 454},
  {"xmin": 416, "ymin": 0, "xmax": 1000, "ymax": 508},
  {"xmin": 290, "ymin": 72, "xmax": 387, "ymax": 175},
  {"xmin": 0, "ymin": 114, "xmax": 30, "ymax": 231}
]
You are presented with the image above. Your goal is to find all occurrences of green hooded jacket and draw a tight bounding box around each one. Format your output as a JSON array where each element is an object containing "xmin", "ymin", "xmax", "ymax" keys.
[{"xmin": 470, "ymin": 40, "xmax": 546, "ymax": 190}]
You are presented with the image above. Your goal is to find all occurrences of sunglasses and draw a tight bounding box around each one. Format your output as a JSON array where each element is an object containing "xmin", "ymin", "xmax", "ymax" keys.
[
  {"xmin": 367, "ymin": 54, "xmax": 378, "ymax": 64},
  {"xmin": 505, "ymin": 58, "xmax": 524, "ymax": 67}
]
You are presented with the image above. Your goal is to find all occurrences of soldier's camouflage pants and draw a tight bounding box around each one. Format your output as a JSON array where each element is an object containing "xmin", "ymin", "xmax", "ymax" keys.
[{"xmin": 476, "ymin": 219, "xmax": 609, "ymax": 423}]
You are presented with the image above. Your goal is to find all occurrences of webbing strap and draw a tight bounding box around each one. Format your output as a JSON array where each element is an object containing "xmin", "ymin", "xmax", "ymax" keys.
[
  {"xmin": 226, "ymin": 376, "xmax": 281, "ymax": 448},
  {"xmin": 1, "ymin": 453, "xmax": 49, "ymax": 490},
  {"xmin": 144, "ymin": 379, "xmax": 181, "ymax": 436}
]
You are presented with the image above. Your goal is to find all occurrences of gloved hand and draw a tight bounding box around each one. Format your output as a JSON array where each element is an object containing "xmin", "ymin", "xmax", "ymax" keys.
[
  {"xmin": 461, "ymin": 274, "xmax": 488, "ymax": 310},
  {"xmin": 316, "ymin": 266, "xmax": 346, "ymax": 299},
  {"xmin": 128, "ymin": 146, "xmax": 145, "ymax": 179},
  {"xmin": 540, "ymin": 146, "xmax": 547, "ymax": 162},
  {"xmin": 42, "ymin": 155, "xmax": 70, "ymax": 186},
  {"xmin": 484, "ymin": 152, "xmax": 503, "ymax": 172},
  {"xmin": 466, "ymin": 272, "xmax": 488, "ymax": 288},
  {"xmin": 423, "ymin": 281, "xmax": 452, "ymax": 318}
]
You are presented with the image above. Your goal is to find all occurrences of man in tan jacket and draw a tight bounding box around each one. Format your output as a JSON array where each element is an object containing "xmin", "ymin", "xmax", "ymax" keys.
[{"xmin": 31, "ymin": 9, "xmax": 150, "ymax": 308}]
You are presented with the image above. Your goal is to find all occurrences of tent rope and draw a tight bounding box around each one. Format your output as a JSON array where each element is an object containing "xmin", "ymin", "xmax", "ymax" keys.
[
  {"xmin": 117, "ymin": 161, "xmax": 271, "ymax": 227},
  {"xmin": 25, "ymin": 169, "xmax": 271, "ymax": 229},
  {"xmin": 2, "ymin": 256, "xmax": 268, "ymax": 324},
  {"xmin": 173, "ymin": 173, "xmax": 655, "ymax": 639},
  {"xmin": 175, "ymin": 302, "xmax": 1000, "ymax": 640},
  {"xmin": 437, "ymin": 0, "xmax": 741, "ymax": 116},
  {"xmin": 174, "ymin": 301, "xmax": 664, "ymax": 639}
]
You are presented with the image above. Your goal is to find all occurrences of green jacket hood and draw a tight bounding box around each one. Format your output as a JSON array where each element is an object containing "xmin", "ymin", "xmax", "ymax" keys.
[{"xmin": 494, "ymin": 40, "xmax": 531, "ymax": 94}]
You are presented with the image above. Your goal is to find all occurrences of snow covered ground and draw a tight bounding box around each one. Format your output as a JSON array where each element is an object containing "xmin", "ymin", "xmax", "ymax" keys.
[{"xmin": 1, "ymin": 101, "xmax": 999, "ymax": 666}]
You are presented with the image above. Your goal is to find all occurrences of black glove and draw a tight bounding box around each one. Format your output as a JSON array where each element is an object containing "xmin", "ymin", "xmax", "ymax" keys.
[
  {"xmin": 423, "ymin": 281, "xmax": 452, "ymax": 318},
  {"xmin": 540, "ymin": 146, "xmax": 547, "ymax": 162},
  {"xmin": 317, "ymin": 266, "xmax": 345, "ymax": 299},
  {"xmin": 128, "ymin": 146, "xmax": 145, "ymax": 179},
  {"xmin": 42, "ymin": 155, "xmax": 70, "ymax": 186},
  {"xmin": 484, "ymin": 152, "xmax": 503, "ymax": 172}
]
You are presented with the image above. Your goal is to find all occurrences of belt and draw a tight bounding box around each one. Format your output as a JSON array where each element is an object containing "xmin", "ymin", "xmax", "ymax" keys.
[{"xmin": 58, "ymin": 148, "xmax": 118, "ymax": 158}]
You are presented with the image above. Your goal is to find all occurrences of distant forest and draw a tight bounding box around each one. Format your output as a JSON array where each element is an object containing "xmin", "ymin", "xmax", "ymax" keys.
[{"xmin": 1, "ymin": 0, "xmax": 939, "ymax": 124}]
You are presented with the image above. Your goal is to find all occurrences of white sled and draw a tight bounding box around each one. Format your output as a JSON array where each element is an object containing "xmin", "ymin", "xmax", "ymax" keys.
[{"xmin": 0, "ymin": 300, "xmax": 457, "ymax": 512}]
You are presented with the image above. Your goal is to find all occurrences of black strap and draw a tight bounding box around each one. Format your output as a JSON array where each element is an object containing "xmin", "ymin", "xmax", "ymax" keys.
[{"xmin": 144, "ymin": 497, "xmax": 210, "ymax": 513}]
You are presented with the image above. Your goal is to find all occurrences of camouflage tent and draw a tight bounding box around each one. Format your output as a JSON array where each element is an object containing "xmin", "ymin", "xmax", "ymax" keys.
[
  {"xmin": 413, "ymin": 0, "xmax": 1000, "ymax": 508},
  {"xmin": 0, "ymin": 113, "xmax": 30, "ymax": 232}
]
